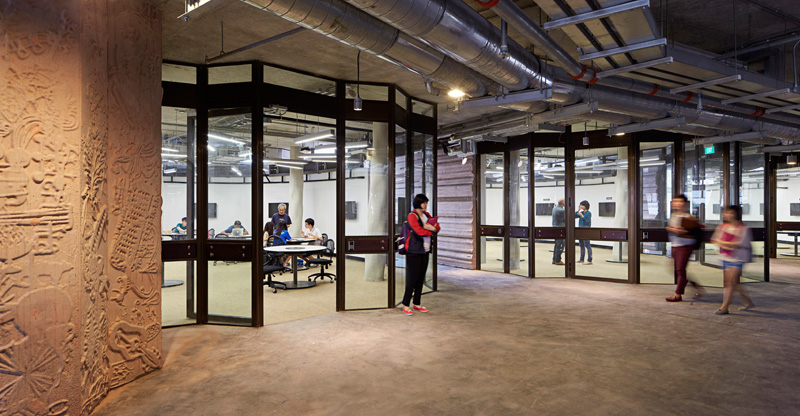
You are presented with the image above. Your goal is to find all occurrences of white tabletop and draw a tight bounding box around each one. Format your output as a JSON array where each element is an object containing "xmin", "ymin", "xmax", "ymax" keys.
[{"xmin": 264, "ymin": 245, "xmax": 326, "ymax": 254}]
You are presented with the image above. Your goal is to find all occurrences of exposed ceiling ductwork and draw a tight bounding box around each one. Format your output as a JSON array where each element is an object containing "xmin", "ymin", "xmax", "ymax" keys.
[
  {"xmin": 220, "ymin": 0, "xmax": 800, "ymax": 141},
  {"xmin": 239, "ymin": 0, "xmax": 502, "ymax": 97}
]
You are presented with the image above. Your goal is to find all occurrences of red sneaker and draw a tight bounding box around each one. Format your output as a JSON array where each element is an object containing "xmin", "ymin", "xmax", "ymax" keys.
[
  {"xmin": 412, "ymin": 305, "xmax": 429, "ymax": 313},
  {"xmin": 402, "ymin": 307, "xmax": 413, "ymax": 316}
]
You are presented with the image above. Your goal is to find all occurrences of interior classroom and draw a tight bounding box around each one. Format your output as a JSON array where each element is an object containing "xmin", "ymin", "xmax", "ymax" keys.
[{"xmin": 160, "ymin": 90, "xmax": 435, "ymax": 326}]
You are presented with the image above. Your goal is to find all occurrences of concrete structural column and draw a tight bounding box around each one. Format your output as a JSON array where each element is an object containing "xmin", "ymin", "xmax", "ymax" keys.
[
  {"xmin": 365, "ymin": 123, "xmax": 389, "ymax": 281},
  {"xmin": 289, "ymin": 146, "xmax": 303, "ymax": 231},
  {"xmin": 0, "ymin": 1, "xmax": 163, "ymax": 415}
]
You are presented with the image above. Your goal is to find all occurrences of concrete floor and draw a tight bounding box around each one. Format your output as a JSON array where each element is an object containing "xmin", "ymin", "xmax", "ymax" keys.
[{"xmin": 94, "ymin": 261, "xmax": 800, "ymax": 416}]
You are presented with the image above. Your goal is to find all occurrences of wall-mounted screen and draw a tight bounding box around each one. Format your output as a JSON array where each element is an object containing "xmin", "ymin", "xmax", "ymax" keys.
[
  {"xmin": 193, "ymin": 203, "xmax": 217, "ymax": 218},
  {"xmin": 790, "ymin": 203, "xmax": 800, "ymax": 216},
  {"xmin": 741, "ymin": 204, "xmax": 750, "ymax": 215},
  {"xmin": 712, "ymin": 204, "xmax": 721, "ymax": 214},
  {"xmin": 345, "ymin": 201, "xmax": 357, "ymax": 219},
  {"xmin": 535, "ymin": 203, "xmax": 554, "ymax": 216},
  {"xmin": 598, "ymin": 202, "xmax": 616, "ymax": 217}
]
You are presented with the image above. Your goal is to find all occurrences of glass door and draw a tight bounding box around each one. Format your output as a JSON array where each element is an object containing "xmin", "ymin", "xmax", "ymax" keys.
[
  {"xmin": 479, "ymin": 151, "xmax": 506, "ymax": 273},
  {"xmin": 206, "ymin": 107, "xmax": 254, "ymax": 324},
  {"xmin": 532, "ymin": 147, "xmax": 567, "ymax": 277},
  {"xmin": 773, "ymin": 153, "xmax": 800, "ymax": 262},
  {"xmin": 509, "ymin": 148, "xmax": 529, "ymax": 277},
  {"xmin": 343, "ymin": 116, "xmax": 392, "ymax": 309},
  {"xmin": 572, "ymin": 146, "xmax": 630, "ymax": 281},
  {"xmin": 638, "ymin": 142, "xmax": 676, "ymax": 284}
]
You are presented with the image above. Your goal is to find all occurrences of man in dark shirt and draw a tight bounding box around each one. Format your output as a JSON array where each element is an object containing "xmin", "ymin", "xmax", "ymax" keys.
[
  {"xmin": 271, "ymin": 203, "xmax": 292, "ymax": 230},
  {"xmin": 552, "ymin": 198, "xmax": 566, "ymax": 265}
]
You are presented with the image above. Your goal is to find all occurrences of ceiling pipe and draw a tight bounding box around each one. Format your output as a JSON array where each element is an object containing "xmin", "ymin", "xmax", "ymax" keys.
[
  {"xmin": 238, "ymin": 0, "xmax": 501, "ymax": 97},
  {"xmin": 480, "ymin": 0, "xmax": 800, "ymax": 126},
  {"xmin": 343, "ymin": 0, "xmax": 567, "ymax": 95}
]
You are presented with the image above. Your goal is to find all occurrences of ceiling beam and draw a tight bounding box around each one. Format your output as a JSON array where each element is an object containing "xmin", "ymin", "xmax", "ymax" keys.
[
  {"xmin": 579, "ymin": 38, "xmax": 666, "ymax": 62},
  {"xmin": 543, "ymin": 0, "xmax": 650, "ymax": 31},
  {"xmin": 669, "ymin": 75, "xmax": 742, "ymax": 94}
]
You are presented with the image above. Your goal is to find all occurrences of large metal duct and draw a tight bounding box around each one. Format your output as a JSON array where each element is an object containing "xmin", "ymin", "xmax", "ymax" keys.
[
  {"xmin": 482, "ymin": 0, "xmax": 800, "ymax": 126},
  {"xmin": 345, "ymin": 0, "xmax": 560, "ymax": 93},
  {"xmin": 239, "ymin": 0, "xmax": 501, "ymax": 96}
]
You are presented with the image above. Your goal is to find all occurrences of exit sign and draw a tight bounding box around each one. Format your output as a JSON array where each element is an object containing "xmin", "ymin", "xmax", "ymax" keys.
[{"xmin": 704, "ymin": 145, "xmax": 715, "ymax": 155}]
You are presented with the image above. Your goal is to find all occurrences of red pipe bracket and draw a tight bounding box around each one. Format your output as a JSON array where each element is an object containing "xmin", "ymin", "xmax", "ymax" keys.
[
  {"xmin": 569, "ymin": 66, "xmax": 589, "ymax": 80},
  {"xmin": 647, "ymin": 84, "xmax": 659, "ymax": 95},
  {"xmin": 476, "ymin": 0, "xmax": 500, "ymax": 8},
  {"xmin": 680, "ymin": 91, "xmax": 693, "ymax": 102}
]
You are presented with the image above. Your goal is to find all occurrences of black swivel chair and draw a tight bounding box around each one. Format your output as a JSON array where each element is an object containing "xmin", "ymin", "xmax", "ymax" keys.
[
  {"xmin": 212, "ymin": 232, "xmax": 229, "ymax": 266},
  {"xmin": 307, "ymin": 238, "xmax": 336, "ymax": 283},
  {"xmin": 264, "ymin": 235, "xmax": 287, "ymax": 293}
]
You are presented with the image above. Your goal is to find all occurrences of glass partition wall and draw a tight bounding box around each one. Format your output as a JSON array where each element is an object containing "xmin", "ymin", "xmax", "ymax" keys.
[
  {"xmin": 477, "ymin": 132, "xmax": 769, "ymax": 285},
  {"xmin": 160, "ymin": 63, "xmax": 437, "ymax": 327}
]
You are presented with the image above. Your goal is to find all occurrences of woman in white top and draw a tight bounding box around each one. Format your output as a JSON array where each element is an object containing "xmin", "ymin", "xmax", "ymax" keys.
[{"xmin": 710, "ymin": 205, "xmax": 755, "ymax": 315}]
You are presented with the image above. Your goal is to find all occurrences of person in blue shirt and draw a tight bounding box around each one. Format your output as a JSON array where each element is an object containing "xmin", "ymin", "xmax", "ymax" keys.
[
  {"xmin": 275, "ymin": 220, "xmax": 292, "ymax": 267},
  {"xmin": 172, "ymin": 217, "xmax": 188, "ymax": 234},
  {"xmin": 576, "ymin": 200, "xmax": 592, "ymax": 265},
  {"xmin": 222, "ymin": 220, "xmax": 249, "ymax": 236}
]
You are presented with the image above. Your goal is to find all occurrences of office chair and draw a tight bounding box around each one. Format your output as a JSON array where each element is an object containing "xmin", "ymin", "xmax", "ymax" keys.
[
  {"xmin": 213, "ymin": 233, "xmax": 230, "ymax": 266},
  {"xmin": 208, "ymin": 228, "xmax": 215, "ymax": 238},
  {"xmin": 263, "ymin": 240, "xmax": 286, "ymax": 293},
  {"xmin": 307, "ymin": 238, "xmax": 335, "ymax": 283}
]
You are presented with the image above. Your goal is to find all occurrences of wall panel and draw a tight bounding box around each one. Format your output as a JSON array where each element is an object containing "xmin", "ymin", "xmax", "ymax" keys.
[{"xmin": 436, "ymin": 150, "xmax": 476, "ymax": 269}]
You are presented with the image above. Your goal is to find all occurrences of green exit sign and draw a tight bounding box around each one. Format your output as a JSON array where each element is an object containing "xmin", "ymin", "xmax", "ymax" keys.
[{"xmin": 704, "ymin": 145, "xmax": 715, "ymax": 155}]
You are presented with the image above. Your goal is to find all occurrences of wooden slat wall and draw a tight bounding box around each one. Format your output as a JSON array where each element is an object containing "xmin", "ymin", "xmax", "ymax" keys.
[{"xmin": 436, "ymin": 150, "xmax": 476, "ymax": 269}]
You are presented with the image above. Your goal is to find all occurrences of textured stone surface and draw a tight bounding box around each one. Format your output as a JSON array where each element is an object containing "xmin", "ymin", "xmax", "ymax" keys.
[
  {"xmin": 93, "ymin": 261, "xmax": 800, "ymax": 415},
  {"xmin": 437, "ymin": 151, "xmax": 476, "ymax": 269},
  {"xmin": 0, "ymin": 1, "xmax": 162, "ymax": 415}
]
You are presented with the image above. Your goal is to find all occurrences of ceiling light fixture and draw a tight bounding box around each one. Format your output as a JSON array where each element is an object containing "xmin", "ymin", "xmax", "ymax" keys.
[
  {"xmin": 163, "ymin": 168, "xmax": 177, "ymax": 174},
  {"xmin": 462, "ymin": 157, "xmax": 468, "ymax": 165},
  {"xmin": 207, "ymin": 144, "xmax": 216, "ymax": 152},
  {"xmin": 264, "ymin": 158, "xmax": 308, "ymax": 165},
  {"xmin": 448, "ymin": 89, "xmax": 465, "ymax": 98},
  {"xmin": 162, "ymin": 154, "xmax": 188, "ymax": 158},
  {"xmin": 614, "ymin": 132, "xmax": 625, "ymax": 136},
  {"xmin": 231, "ymin": 166, "xmax": 242, "ymax": 176},
  {"xmin": 294, "ymin": 129, "xmax": 335, "ymax": 145},
  {"xmin": 162, "ymin": 147, "xmax": 179, "ymax": 153},
  {"xmin": 303, "ymin": 154, "xmax": 336, "ymax": 159},
  {"xmin": 276, "ymin": 163, "xmax": 305, "ymax": 170},
  {"xmin": 788, "ymin": 155, "xmax": 798, "ymax": 165},
  {"xmin": 208, "ymin": 133, "xmax": 245, "ymax": 145},
  {"xmin": 354, "ymin": 50, "xmax": 363, "ymax": 111}
]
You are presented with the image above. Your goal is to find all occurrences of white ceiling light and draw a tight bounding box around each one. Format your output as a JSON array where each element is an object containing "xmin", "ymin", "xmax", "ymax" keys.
[
  {"xmin": 162, "ymin": 154, "xmax": 188, "ymax": 158},
  {"xmin": 276, "ymin": 163, "xmax": 304, "ymax": 170},
  {"xmin": 788, "ymin": 155, "xmax": 798, "ymax": 165},
  {"xmin": 163, "ymin": 168, "xmax": 177, "ymax": 174},
  {"xmin": 303, "ymin": 154, "xmax": 336, "ymax": 159},
  {"xmin": 295, "ymin": 129, "xmax": 335, "ymax": 145},
  {"xmin": 231, "ymin": 166, "xmax": 242, "ymax": 176},
  {"xmin": 264, "ymin": 158, "xmax": 308, "ymax": 165},
  {"xmin": 207, "ymin": 144, "xmax": 216, "ymax": 152},
  {"xmin": 448, "ymin": 89, "xmax": 466, "ymax": 98},
  {"xmin": 162, "ymin": 147, "xmax": 179, "ymax": 153},
  {"xmin": 208, "ymin": 133, "xmax": 245, "ymax": 145}
]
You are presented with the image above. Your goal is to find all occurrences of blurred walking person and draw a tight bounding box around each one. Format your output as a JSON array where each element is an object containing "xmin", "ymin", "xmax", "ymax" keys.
[
  {"xmin": 665, "ymin": 195, "xmax": 703, "ymax": 302},
  {"xmin": 711, "ymin": 205, "xmax": 755, "ymax": 315}
]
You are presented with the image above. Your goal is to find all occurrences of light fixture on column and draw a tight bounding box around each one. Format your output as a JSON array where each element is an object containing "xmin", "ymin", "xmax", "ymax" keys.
[
  {"xmin": 354, "ymin": 50, "xmax": 363, "ymax": 111},
  {"xmin": 788, "ymin": 154, "xmax": 798, "ymax": 165}
]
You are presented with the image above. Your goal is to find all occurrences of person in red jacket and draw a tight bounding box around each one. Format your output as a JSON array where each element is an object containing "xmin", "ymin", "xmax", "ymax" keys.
[{"xmin": 401, "ymin": 194, "xmax": 441, "ymax": 316}]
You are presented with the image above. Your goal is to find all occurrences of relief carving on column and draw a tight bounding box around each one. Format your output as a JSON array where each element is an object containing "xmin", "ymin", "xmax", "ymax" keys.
[
  {"xmin": 104, "ymin": 0, "xmax": 163, "ymax": 391},
  {"xmin": 0, "ymin": 2, "xmax": 81, "ymax": 415}
]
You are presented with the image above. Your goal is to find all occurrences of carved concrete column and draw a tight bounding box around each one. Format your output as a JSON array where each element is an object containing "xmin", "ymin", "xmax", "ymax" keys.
[{"xmin": 0, "ymin": 1, "xmax": 163, "ymax": 415}]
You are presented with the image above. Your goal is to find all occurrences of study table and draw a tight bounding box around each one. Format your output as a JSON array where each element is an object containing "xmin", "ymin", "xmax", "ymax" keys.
[{"xmin": 264, "ymin": 245, "xmax": 326, "ymax": 289}]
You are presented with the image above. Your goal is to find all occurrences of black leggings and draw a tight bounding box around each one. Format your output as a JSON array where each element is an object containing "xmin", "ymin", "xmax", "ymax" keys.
[{"xmin": 402, "ymin": 253, "xmax": 429, "ymax": 307}]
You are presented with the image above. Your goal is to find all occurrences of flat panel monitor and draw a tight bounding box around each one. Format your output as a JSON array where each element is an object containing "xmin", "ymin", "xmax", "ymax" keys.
[
  {"xmin": 345, "ymin": 201, "xmax": 357, "ymax": 219},
  {"xmin": 193, "ymin": 202, "xmax": 217, "ymax": 218},
  {"xmin": 712, "ymin": 204, "xmax": 721, "ymax": 214},
  {"xmin": 598, "ymin": 202, "xmax": 616, "ymax": 217},
  {"xmin": 791, "ymin": 203, "xmax": 800, "ymax": 216},
  {"xmin": 741, "ymin": 204, "xmax": 750, "ymax": 215},
  {"xmin": 535, "ymin": 203, "xmax": 554, "ymax": 216}
]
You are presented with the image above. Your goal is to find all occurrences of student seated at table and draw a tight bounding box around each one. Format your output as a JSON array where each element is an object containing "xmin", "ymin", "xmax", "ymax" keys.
[
  {"xmin": 222, "ymin": 220, "xmax": 249, "ymax": 236},
  {"xmin": 171, "ymin": 217, "xmax": 188, "ymax": 234},
  {"xmin": 275, "ymin": 220, "xmax": 292, "ymax": 267},
  {"xmin": 263, "ymin": 222, "xmax": 275, "ymax": 246},
  {"xmin": 301, "ymin": 218, "xmax": 323, "ymax": 245}
]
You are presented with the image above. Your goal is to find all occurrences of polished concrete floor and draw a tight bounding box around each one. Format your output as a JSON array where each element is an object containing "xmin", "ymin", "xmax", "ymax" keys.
[{"xmin": 96, "ymin": 260, "xmax": 800, "ymax": 416}]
